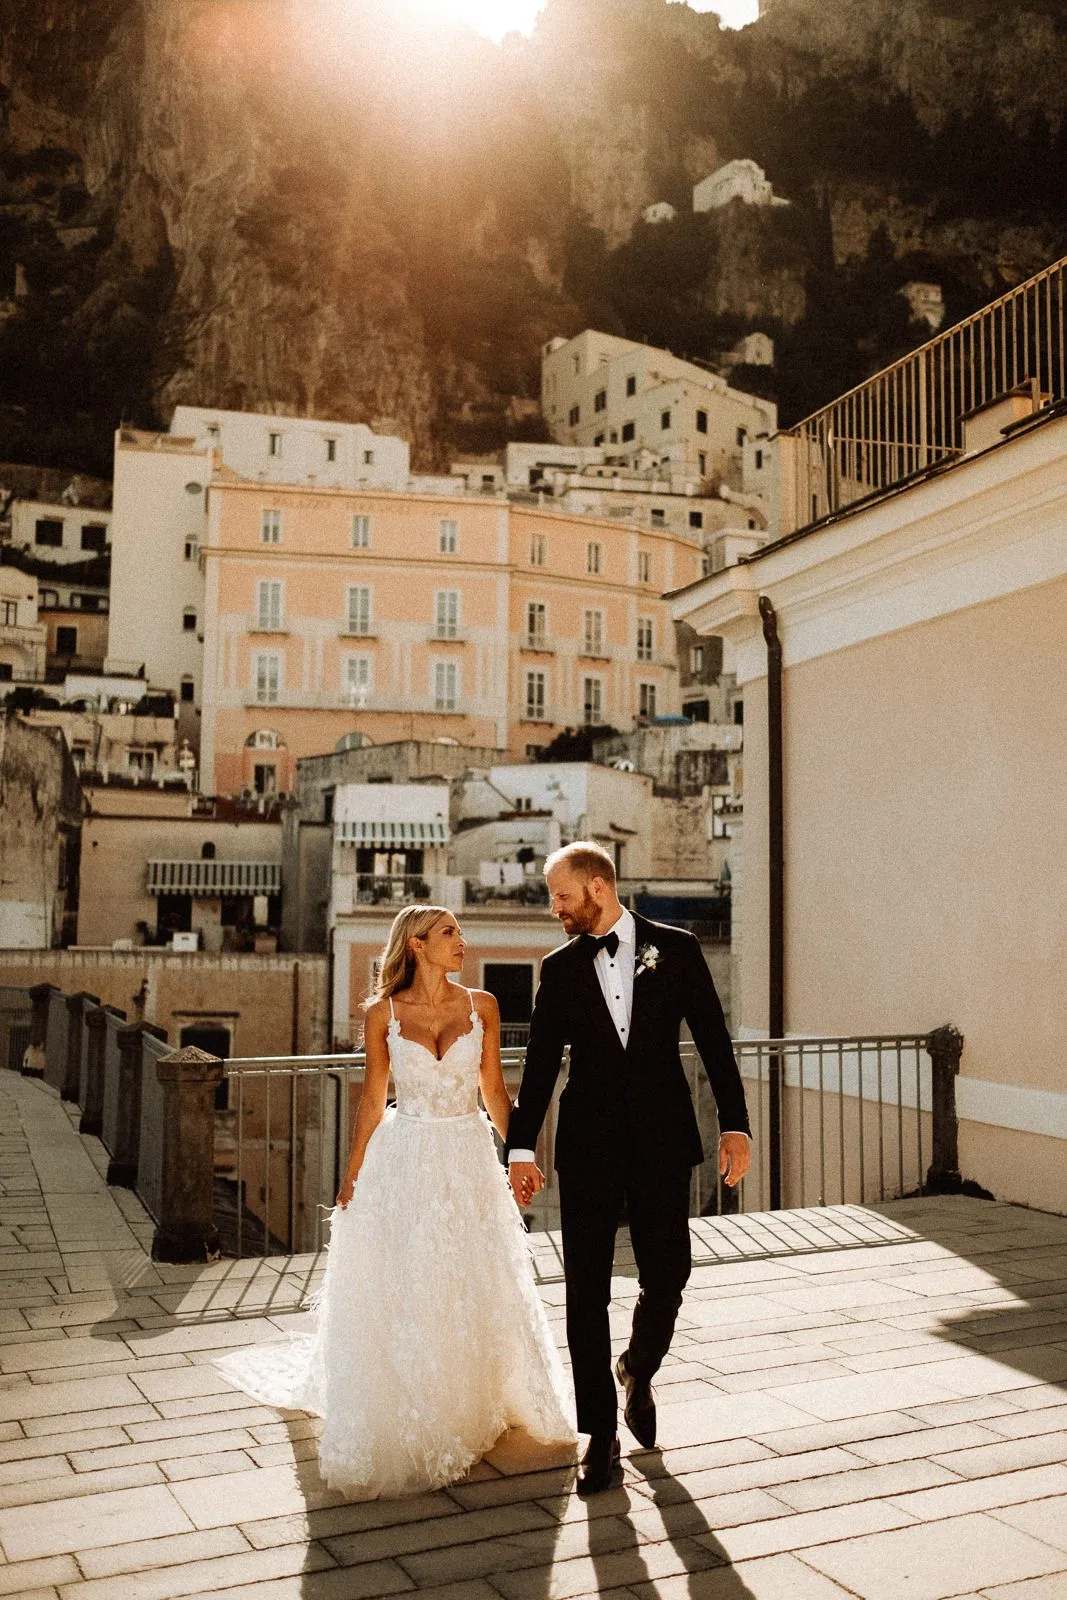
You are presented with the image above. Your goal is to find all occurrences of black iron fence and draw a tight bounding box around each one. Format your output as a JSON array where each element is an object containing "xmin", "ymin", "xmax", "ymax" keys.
[{"xmin": 8, "ymin": 983, "xmax": 963, "ymax": 1263}]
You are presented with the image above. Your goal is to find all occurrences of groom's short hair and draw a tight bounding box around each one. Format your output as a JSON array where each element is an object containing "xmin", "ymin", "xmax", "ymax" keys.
[{"xmin": 544, "ymin": 840, "xmax": 617, "ymax": 887}]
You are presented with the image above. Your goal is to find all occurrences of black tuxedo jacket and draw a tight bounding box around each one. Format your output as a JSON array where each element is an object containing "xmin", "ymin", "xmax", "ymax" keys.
[{"xmin": 506, "ymin": 914, "xmax": 750, "ymax": 1176}]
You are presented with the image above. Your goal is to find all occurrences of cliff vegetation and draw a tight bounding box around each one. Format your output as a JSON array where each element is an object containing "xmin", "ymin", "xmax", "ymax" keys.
[{"xmin": 1, "ymin": 0, "xmax": 1066, "ymax": 474}]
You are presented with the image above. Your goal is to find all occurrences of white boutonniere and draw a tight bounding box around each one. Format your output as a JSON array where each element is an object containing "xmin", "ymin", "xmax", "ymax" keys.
[{"xmin": 635, "ymin": 943, "xmax": 660, "ymax": 977}]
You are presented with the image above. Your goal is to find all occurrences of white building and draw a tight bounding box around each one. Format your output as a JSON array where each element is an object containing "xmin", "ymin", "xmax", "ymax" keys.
[
  {"xmin": 0, "ymin": 567, "xmax": 46, "ymax": 687},
  {"xmin": 9, "ymin": 500, "xmax": 111, "ymax": 563},
  {"xmin": 106, "ymin": 409, "xmax": 413, "ymax": 709},
  {"xmin": 169, "ymin": 407, "xmax": 410, "ymax": 492},
  {"xmin": 900, "ymin": 282, "xmax": 946, "ymax": 332},
  {"xmin": 642, "ymin": 202, "xmax": 677, "ymax": 225},
  {"xmin": 329, "ymin": 783, "xmax": 453, "ymax": 919},
  {"xmin": 693, "ymin": 160, "xmax": 789, "ymax": 212},
  {"xmin": 541, "ymin": 330, "xmax": 777, "ymax": 501}
]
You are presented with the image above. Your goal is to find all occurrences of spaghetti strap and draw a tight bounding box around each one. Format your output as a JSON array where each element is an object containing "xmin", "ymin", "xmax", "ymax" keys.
[
  {"xmin": 464, "ymin": 986, "xmax": 477, "ymax": 1023},
  {"xmin": 388, "ymin": 996, "xmax": 396, "ymax": 1022}
]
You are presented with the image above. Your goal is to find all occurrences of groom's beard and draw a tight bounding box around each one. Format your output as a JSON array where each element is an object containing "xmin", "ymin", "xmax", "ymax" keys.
[{"xmin": 558, "ymin": 888, "xmax": 600, "ymax": 937}]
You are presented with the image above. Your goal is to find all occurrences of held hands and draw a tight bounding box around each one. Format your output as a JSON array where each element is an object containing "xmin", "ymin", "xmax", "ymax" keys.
[
  {"xmin": 509, "ymin": 1160, "xmax": 545, "ymax": 1208},
  {"xmin": 719, "ymin": 1132, "xmax": 751, "ymax": 1188}
]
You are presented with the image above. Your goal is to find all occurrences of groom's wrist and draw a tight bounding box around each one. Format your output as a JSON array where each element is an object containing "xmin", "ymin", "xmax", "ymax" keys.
[{"xmin": 508, "ymin": 1149, "xmax": 536, "ymax": 1164}]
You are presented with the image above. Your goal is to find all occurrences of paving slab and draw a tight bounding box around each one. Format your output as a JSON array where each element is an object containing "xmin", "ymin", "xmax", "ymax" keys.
[{"xmin": 1, "ymin": 1069, "xmax": 1066, "ymax": 1598}]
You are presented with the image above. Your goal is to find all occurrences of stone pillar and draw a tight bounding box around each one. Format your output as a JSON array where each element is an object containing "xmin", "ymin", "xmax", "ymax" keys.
[
  {"xmin": 62, "ymin": 992, "xmax": 99, "ymax": 1103},
  {"xmin": 925, "ymin": 1023, "xmax": 965, "ymax": 1194},
  {"xmin": 80, "ymin": 1005, "xmax": 125, "ymax": 1138},
  {"xmin": 108, "ymin": 1021, "xmax": 166, "ymax": 1188},
  {"xmin": 152, "ymin": 1045, "xmax": 224, "ymax": 1264},
  {"xmin": 22, "ymin": 983, "xmax": 57, "ymax": 1077}
]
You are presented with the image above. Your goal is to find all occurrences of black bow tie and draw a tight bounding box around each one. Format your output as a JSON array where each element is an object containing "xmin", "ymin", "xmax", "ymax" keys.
[{"xmin": 586, "ymin": 931, "xmax": 620, "ymax": 959}]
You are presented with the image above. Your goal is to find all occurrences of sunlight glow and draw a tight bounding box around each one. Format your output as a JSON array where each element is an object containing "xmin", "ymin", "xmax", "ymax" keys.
[{"xmin": 402, "ymin": 0, "xmax": 760, "ymax": 44}]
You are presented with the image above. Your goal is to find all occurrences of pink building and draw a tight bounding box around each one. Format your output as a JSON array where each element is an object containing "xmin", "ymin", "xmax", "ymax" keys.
[{"xmin": 200, "ymin": 484, "xmax": 701, "ymax": 796}]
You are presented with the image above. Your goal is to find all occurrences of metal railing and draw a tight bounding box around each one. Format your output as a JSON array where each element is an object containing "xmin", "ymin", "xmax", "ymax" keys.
[
  {"xmin": 216, "ymin": 1032, "xmax": 932, "ymax": 1257},
  {"xmin": 784, "ymin": 253, "xmax": 1067, "ymax": 529}
]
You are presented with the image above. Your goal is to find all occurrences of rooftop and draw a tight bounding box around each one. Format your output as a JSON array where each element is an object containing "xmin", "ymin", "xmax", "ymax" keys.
[{"xmin": 2, "ymin": 1066, "xmax": 1067, "ymax": 1599}]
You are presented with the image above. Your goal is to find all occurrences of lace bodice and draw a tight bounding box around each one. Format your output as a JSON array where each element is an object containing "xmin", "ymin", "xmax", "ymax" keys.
[{"xmin": 387, "ymin": 995, "xmax": 484, "ymax": 1118}]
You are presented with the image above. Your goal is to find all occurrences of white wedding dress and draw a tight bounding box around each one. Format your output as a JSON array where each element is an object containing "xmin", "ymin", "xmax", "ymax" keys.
[{"xmin": 215, "ymin": 993, "xmax": 576, "ymax": 1499}]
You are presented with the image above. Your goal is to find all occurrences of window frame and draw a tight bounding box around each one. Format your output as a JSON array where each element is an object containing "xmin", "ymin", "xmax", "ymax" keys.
[
  {"xmin": 256, "ymin": 578, "xmax": 283, "ymax": 631},
  {"xmin": 586, "ymin": 541, "xmax": 602, "ymax": 576},
  {"xmin": 638, "ymin": 681, "xmax": 657, "ymax": 721},
  {"xmin": 344, "ymin": 654, "xmax": 373, "ymax": 704},
  {"xmin": 582, "ymin": 675, "xmax": 604, "ymax": 727},
  {"xmin": 351, "ymin": 513, "xmax": 371, "ymax": 549},
  {"xmin": 433, "ymin": 659, "xmax": 459, "ymax": 713},
  {"xmin": 524, "ymin": 668, "xmax": 547, "ymax": 721},
  {"xmin": 346, "ymin": 584, "xmax": 372, "ymax": 636},
  {"xmin": 438, "ymin": 518, "xmax": 459, "ymax": 555},
  {"xmin": 636, "ymin": 616, "xmax": 653, "ymax": 662},
  {"xmin": 261, "ymin": 508, "xmax": 282, "ymax": 545},
  {"xmin": 34, "ymin": 518, "xmax": 64, "ymax": 548},
  {"xmin": 434, "ymin": 587, "xmax": 460, "ymax": 640},
  {"xmin": 525, "ymin": 600, "xmax": 547, "ymax": 647},
  {"xmin": 582, "ymin": 607, "xmax": 605, "ymax": 657},
  {"xmin": 254, "ymin": 651, "xmax": 282, "ymax": 705}
]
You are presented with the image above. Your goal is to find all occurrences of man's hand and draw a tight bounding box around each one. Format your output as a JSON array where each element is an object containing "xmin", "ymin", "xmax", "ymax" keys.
[
  {"xmin": 718, "ymin": 1132, "xmax": 751, "ymax": 1188},
  {"xmin": 509, "ymin": 1161, "xmax": 545, "ymax": 1208}
]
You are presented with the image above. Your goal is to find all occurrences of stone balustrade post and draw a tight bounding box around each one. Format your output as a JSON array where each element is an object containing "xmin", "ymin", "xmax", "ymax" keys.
[
  {"xmin": 80, "ymin": 1005, "xmax": 125, "ymax": 1138},
  {"xmin": 151, "ymin": 1045, "xmax": 224, "ymax": 1264},
  {"xmin": 62, "ymin": 992, "xmax": 100, "ymax": 1103},
  {"xmin": 22, "ymin": 983, "xmax": 58, "ymax": 1077},
  {"xmin": 108, "ymin": 1021, "xmax": 166, "ymax": 1188},
  {"xmin": 925, "ymin": 1023, "xmax": 965, "ymax": 1194}
]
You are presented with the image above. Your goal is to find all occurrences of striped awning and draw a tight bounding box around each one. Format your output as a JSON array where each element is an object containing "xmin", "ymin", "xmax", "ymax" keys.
[
  {"xmin": 335, "ymin": 819, "xmax": 448, "ymax": 846},
  {"xmin": 147, "ymin": 860, "xmax": 281, "ymax": 896}
]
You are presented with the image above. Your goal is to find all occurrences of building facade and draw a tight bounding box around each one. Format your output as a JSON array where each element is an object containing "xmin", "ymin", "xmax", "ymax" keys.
[
  {"xmin": 106, "ymin": 411, "xmax": 413, "ymax": 712},
  {"xmin": 75, "ymin": 792, "xmax": 282, "ymax": 951},
  {"xmin": 673, "ymin": 362, "xmax": 1067, "ymax": 1214},
  {"xmin": 197, "ymin": 484, "xmax": 699, "ymax": 794},
  {"xmin": 541, "ymin": 330, "xmax": 777, "ymax": 496},
  {"xmin": 0, "ymin": 566, "xmax": 46, "ymax": 686},
  {"xmin": 8, "ymin": 499, "xmax": 111, "ymax": 565}
]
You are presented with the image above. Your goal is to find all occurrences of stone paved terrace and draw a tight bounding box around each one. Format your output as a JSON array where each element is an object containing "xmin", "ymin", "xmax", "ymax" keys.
[{"xmin": 2, "ymin": 1068, "xmax": 1067, "ymax": 1600}]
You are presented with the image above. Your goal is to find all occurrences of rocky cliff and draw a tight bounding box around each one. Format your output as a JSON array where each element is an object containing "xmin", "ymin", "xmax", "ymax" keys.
[{"xmin": 1, "ymin": 0, "xmax": 1066, "ymax": 475}]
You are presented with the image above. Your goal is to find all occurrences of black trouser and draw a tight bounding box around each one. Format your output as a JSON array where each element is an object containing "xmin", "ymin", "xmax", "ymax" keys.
[{"xmin": 557, "ymin": 1160, "xmax": 693, "ymax": 1438}]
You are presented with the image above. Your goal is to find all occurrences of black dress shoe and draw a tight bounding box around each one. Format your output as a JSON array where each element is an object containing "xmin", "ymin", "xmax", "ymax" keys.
[
  {"xmin": 576, "ymin": 1432, "xmax": 621, "ymax": 1497},
  {"xmin": 615, "ymin": 1352, "xmax": 657, "ymax": 1449}
]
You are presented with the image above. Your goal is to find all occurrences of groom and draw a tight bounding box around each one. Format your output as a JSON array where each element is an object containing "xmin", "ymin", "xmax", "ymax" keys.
[{"xmin": 507, "ymin": 841, "xmax": 751, "ymax": 1495}]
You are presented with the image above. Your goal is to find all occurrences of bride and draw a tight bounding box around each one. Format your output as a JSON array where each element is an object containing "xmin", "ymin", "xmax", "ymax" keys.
[{"xmin": 216, "ymin": 904, "xmax": 577, "ymax": 1499}]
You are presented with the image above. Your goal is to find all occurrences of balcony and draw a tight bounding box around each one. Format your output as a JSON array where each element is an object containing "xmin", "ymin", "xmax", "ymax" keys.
[
  {"xmin": 520, "ymin": 634, "xmax": 555, "ymax": 653},
  {"xmin": 350, "ymin": 872, "xmax": 432, "ymax": 906},
  {"xmin": 780, "ymin": 251, "xmax": 1067, "ymax": 533}
]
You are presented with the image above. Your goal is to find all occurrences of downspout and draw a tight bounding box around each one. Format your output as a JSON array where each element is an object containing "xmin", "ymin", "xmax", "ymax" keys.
[{"xmin": 758, "ymin": 595, "xmax": 784, "ymax": 1208}]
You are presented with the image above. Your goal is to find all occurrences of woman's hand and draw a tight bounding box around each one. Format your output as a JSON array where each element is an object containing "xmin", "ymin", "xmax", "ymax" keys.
[{"xmin": 336, "ymin": 1173, "xmax": 355, "ymax": 1209}]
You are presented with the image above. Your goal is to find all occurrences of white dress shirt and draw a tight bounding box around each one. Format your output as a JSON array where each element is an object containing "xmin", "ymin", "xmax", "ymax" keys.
[{"xmin": 509, "ymin": 907, "xmax": 748, "ymax": 1165}]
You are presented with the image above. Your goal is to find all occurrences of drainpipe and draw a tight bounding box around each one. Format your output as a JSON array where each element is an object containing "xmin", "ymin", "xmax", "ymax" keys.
[{"xmin": 759, "ymin": 595, "xmax": 784, "ymax": 1209}]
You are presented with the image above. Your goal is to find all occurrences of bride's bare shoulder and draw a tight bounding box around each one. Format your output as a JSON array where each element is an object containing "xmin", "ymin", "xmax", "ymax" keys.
[
  {"xmin": 363, "ymin": 997, "xmax": 391, "ymax": 1033},
  {"xmin": 469, "ymin": 988, "xmax": 500, "ymax": 1022}
]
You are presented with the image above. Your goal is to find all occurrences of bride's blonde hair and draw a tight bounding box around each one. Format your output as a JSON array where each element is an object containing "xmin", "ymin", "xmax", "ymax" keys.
[{"xmin": 367, "ymin": 904, "xmax": 453, "ymax": 1005}]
